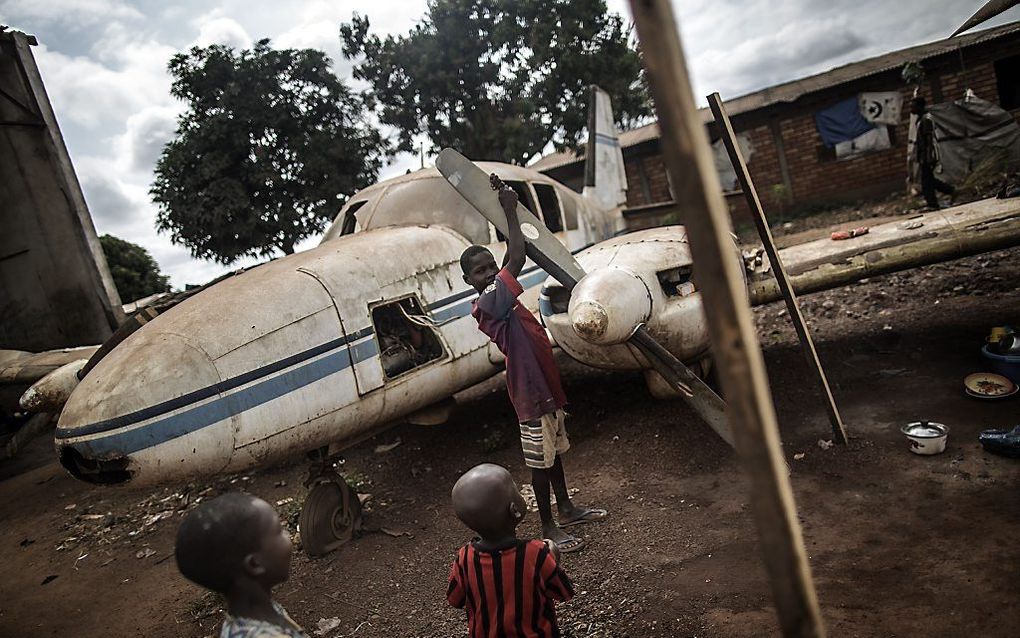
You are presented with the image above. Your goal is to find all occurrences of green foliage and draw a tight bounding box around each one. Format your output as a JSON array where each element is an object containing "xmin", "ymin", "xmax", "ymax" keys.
[
  {"xmin": 99, "ymin": 234, "xmax": 171, "ymax": 303},
  {"xmin": 341, "ymin": 0, "xmax": 650, "ymax": 164},
  {"xmin": 151, "ymin": 40, "xmax": 388, "ymax": 264}
]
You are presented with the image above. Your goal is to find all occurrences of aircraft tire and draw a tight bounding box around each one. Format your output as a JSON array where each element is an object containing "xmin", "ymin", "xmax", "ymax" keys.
[{"xmin": 299, "ymin": 478, "xmax": 363, "ymax": 556}]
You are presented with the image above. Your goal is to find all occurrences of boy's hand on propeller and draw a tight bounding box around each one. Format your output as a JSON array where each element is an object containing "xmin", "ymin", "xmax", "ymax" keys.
[{"xmin": 489, "ymin": 173, "xmax": 518, "ymax": 211}]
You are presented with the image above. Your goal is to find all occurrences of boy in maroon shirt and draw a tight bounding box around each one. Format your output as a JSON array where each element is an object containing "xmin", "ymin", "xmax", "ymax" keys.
[
  {"xmin": 460, "ymin": 177, "xmax": 606, "ymax": 553},
  {"xmin": 448, "ymin": 463, "xmax": 573, "ymax": 637}
]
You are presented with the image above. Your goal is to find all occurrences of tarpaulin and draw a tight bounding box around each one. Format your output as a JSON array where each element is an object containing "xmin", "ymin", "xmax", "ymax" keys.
[
  {"xmin": 815, "ymin": 97, "xmax": 875, "ymax": 147},
  {"xmin": 929, "ymin": 94, "xmax": 1020, "ymax": 184},
  {"xmin": 859, "ymin": 92, "xmax": 903, "ymax": 125}
]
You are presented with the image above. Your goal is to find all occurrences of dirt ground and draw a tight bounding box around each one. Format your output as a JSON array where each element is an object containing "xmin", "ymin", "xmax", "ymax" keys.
[{"xmin": 2, "ymin": 203, "xmax": 1019, "ymax": 638}]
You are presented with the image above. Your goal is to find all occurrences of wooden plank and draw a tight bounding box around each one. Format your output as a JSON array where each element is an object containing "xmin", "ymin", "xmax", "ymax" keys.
[
  {"xmin": 625, "ymin": 2, "xmax": 826, "ymax": 636},
  {"xmin": 708, "ymin": 92, "xmax": 848, "ymax": 445}
]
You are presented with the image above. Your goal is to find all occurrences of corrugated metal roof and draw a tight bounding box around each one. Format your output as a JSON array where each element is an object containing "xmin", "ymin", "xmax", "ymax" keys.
[{"xmin": 530, "ymin": 20, "xmax": 1020, "ymax": 172}]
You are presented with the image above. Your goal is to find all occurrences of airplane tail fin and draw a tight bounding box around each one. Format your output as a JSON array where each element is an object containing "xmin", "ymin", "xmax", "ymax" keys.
[{"xmin": 582, "ymin": 85, "xmax": 628, "ymax": 211}]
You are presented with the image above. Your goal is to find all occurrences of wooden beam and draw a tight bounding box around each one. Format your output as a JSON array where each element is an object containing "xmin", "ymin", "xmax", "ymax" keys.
[
  {"xmin": 709, "ymin": 92, "xmax": 848, "ymax": 445},
  {"xmin": 626, "ymin": 2, "xmax": 826, "ymax": 636}
]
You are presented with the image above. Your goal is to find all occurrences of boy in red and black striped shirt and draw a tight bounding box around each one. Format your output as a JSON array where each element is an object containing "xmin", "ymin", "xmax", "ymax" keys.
[{"xmin": 448, "ymin": 463, "xmax": 574, "ymax": 638}]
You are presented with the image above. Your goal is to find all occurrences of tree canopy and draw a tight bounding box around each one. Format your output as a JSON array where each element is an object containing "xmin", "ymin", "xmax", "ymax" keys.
[
  {"xmin": 99, "ymin": 234, "xmax": 171, "ymax": 303},
  {"xmin": 151, "ymin": 39, "xmax": 387, "ymax": 264},
  {"xmin": 340, "ymin": 0, "xmax": 649, "ymax": 164}
]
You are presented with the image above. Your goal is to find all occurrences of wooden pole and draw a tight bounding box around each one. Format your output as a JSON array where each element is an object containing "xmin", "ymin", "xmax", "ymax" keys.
[
  {"xmin": 626, "ymin": 1, "xmax": 826, "ymax": 635},
  {"xmin": 708, "ymin": 93, "xmax": 848, "ymax": 445}
]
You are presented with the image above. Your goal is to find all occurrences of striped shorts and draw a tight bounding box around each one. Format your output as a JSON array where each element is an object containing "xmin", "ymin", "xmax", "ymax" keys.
[{"xmin": 519, "ymin": 409, "xmax": 570, "ymax": 469}]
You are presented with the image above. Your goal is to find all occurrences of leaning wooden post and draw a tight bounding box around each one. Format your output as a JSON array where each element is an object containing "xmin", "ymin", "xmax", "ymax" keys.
[
  {"xmin": 707, "ymin": 92, "xmax": 849, "ymax": 446},
  {"xmin": 626, "ymin": 1, "xmax": 826, "ymax": 636}
]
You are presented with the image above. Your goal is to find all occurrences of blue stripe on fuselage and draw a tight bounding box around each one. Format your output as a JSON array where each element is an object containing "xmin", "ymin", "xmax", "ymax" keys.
[{"xmin": 61, "ymin": 266, "xmax": 554, "ymax": 456}]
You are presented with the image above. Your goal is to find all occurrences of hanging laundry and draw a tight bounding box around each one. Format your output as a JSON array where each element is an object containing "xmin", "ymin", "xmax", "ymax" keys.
[
  {"xmin": 859, "ymin": 92, "xmax": 903, "ymax": 125},
  {"xmin": 835, "ymin": 125, "xmax": 892, "ymax": 159},
  {"xmin": 815, "ymin": 96, "xmax": 875, "ymax": 147}
]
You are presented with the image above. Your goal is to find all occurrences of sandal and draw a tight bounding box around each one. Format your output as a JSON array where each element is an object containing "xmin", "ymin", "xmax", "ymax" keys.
[
  {"xmin": 558, "ymin": 507, "xmax": 608, "ymax": 528},
  {"xmin": 554, "ymin": 535, "xmax": 586, "ymax": 553}
]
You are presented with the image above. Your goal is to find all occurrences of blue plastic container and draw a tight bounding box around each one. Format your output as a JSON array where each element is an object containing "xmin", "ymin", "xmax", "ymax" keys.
[{"xmin": 982, "ymin": 345, "xmax": 1020, "ymax": 384}]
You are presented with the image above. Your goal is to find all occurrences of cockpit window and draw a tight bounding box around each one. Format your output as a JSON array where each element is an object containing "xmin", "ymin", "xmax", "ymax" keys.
[
  {"xmin": 534, "ymin": 184, "xmax": 563, "ymax": 233},
  {"xmin": 339, "ymin": 201, "xmax": 367, "ymax": 236}
]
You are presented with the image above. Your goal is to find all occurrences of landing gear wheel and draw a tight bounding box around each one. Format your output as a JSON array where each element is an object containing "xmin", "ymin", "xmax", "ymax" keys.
[{"xmin": 299, "ymin": 478, "xmax": 362, "ymax": 556}]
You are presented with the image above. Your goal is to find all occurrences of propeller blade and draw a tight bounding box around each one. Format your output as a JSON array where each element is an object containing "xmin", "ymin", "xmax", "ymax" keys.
[
  {"xmin": 629, "ymin": 326, "xmax": 734, "ymax": 447},
  {"xmin": 435, "ymin": 148, "xmax": 587, "ymax": 289},
  {"xmin": 437, "ymin": 147, "xmax": 733, "ymax": 446},
  {"xmin": 951, "ymin": 0, "xmax": 1019, "ymax": 37}
]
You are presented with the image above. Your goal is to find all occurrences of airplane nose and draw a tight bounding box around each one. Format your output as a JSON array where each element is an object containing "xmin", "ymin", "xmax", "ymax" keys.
[
  {"xmin": 56, "ymin": 330, "xmax": 229, "ymax": 485},
  {"xmin": 568, "ymin": 267, "xmax": 652, "ymax": 345}
]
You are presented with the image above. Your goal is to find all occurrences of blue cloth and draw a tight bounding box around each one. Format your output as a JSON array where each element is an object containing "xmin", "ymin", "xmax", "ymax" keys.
[{"xmin": 815, "ymin": 97, "xmax": 875, "ymax": 147}]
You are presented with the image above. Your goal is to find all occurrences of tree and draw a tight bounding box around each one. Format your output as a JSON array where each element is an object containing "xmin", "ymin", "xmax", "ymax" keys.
[
  {"xmin": 100, "ymin": 234, "xmax": 171, "ymax": 303},
  {"xmin": 151, "ymin": 39, "xmax": 388, "ymax": 264},
  {"xmin": 340, "ymin": 0, "xmax": 649, "ymax": 165}
]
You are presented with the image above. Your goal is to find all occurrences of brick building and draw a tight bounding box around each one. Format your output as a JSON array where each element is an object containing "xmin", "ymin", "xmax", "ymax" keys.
[{"xmin": 531, "ymin": 22, "xmax": 1020, "ymax": 228}]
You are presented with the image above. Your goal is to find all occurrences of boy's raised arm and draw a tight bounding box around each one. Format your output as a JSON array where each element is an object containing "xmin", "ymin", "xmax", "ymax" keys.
[{"xmin": 491, "ymin": 174, "xmax": 526, "ymax": 277}]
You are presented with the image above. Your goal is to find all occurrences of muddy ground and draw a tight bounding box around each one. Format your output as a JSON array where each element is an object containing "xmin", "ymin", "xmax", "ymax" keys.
[{"xmin": 2, "ymin": 203, "xmax": 1019, "ymax": 637}]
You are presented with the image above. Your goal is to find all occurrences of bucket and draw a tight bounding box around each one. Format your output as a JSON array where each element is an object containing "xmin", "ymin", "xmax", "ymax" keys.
[
  {"xmin": 901, "ymin": 421, "xmax": 949, "ymax": 455},
  {"xmin": 981, "ymin": 345, "xmax": 1020, "ymax": 384}
]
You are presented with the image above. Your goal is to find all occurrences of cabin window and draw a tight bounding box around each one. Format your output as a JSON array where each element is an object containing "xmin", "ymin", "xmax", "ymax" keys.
[
  {"xmin": 534, "ymin": 184, "xmax": 564, "ymax": 233},
  {"xmin": 339, "ymin": 201, "xmax": 368, "ymax": 236},
  {"xmin": 371, "ymin": 296, "xmax": 445, "ymax": 379},
  {"xmin": 995, "ymin": 54, "xmax": 1020, "ymax": 111},
  {"xmin": 505, "ymin": 180, "xmax": 538, "ymax": 215},
  {"xmin": 560, "ymin": 190, "xmax": 579, "ymax": 230}
]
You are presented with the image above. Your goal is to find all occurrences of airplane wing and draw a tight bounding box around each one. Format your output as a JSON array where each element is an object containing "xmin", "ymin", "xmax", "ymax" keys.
[
  {"xmin": 747, "ymin": 197, "xmax": 1020, "ymax": 305},
  {"xmin": 0, "ymin": 346, "xmax": 99, "ymax": 387}
]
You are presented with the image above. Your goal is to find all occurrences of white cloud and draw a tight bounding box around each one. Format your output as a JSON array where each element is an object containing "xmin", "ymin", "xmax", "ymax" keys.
[
  {"xmin": 191, "ymin": 13, "xmax": 252, "ymax": 49},
  {"xmin": 0, "ymin": 0, "xmax": 143, "ymax": 27}
]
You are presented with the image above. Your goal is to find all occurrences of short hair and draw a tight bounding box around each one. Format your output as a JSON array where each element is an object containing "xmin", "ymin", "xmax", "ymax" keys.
[
  {"xmin": 451, "ymin": 463, "xmax": 515, "ymax": 536},
  {"xmin": 911, "ymin": 96, "xmax": 926, "ymax": 111},
  {"xmin": 175, "ymin": 492, "xmax": 268, "ymax": 593},
  {"xmin": 459, "ymin": 245, "xmax": 492, "ymax": 274}
]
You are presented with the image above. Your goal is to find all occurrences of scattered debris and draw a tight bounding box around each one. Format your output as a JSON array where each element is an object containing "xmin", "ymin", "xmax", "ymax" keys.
[
  {"xmin": 19, "ymin": 538, "xmax": 33, "ymax": 547},
  {"xmin": 899, "ymin": 220, "xmax": 924, "ymax": 230},
  {"xmin": 373, "ymin": 438, "xmax": 402, "ymax": 454},
  {"xmin": 63, "ymin": 503, "xmax": 76, "ymax": 510},
  {"xmin": 830, "ymin": 226, "xmax": 870, "ymax": 240},
  {"xmin": 379, "ymin": 527, "xmax": 413, "ymax": 539},
  {"xmin": 314, "ymin": 617, "xmax": 343, "ymax": 636},
  {"xmin": 793, "ymin": 452, "xmax": 806, "ymax": 460},
  {"xmin": 135, "ymin": 547, "xmax": 157, "ymax": 559},
  {"xmin": 817, "ymin": 439, "xmax": 834, "ymax": 450},
  {"xmin": 41, "ymin": 575, "xmax": 58, "ymax": 585}
]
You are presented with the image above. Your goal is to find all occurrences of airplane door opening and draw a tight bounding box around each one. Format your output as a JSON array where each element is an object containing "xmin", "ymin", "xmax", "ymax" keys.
[{"xmin": 371, "ymin": 296, "xmax": 446, "ymax": 380}]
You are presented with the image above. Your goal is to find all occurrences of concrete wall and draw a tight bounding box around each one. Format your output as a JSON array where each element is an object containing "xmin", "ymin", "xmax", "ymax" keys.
[{"xmin": 0, "ymin": 31, "xmax": 123, "ymax": 351}]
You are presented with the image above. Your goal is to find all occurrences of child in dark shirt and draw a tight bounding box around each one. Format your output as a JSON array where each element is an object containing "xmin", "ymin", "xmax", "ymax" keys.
[
  {"xmin": 448, "ymin": 463, "xmax": 574, "ymax": 637},
  {"xmin": 460, "ymin": 177, "xmax": 606, "ymax": 552},
  {"xmin": 175, "ymin": 492, "xmax": 309, "ymax": 638}
]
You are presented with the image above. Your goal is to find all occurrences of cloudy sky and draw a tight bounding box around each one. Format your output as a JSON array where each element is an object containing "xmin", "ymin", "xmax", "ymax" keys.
[{"xmin": 0, "ymin": 0, "xmax": 1014, "ymax": 290}]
